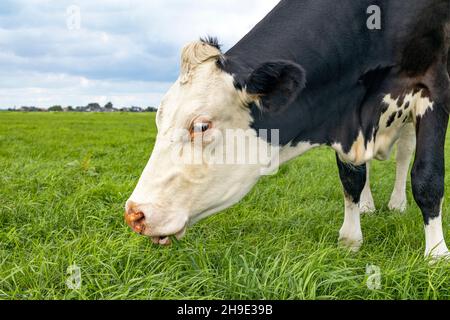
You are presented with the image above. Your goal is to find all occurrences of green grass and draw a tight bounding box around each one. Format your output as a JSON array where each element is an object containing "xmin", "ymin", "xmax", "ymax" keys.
[{"xmin": 0, "ymin": 112, "xmax": 449, "ymax": 300}]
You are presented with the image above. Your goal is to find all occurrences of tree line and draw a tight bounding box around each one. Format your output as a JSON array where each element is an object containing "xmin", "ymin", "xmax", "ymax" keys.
[{"xmin": 7, "ymin": 102, "xmax": 158, "ymax": 113}]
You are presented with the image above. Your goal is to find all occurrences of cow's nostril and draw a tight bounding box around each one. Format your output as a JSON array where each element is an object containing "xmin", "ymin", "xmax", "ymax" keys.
[
  {"xmin": 125, "ymin": 211, "xmax": 145, "ymax": 223},
  {"xmin": 133, "ymin": 222, "xmax": 145, "ymax": 234},
  {"xmin": 124, "ymin": 209, "xmax": 147, "ymax": 235}
]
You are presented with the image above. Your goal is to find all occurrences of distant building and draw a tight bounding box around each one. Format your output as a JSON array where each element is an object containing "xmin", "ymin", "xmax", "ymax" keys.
[
  {"xmin": 19, "ymin": 106, "xmax": 44, "ymax": 112},
  {"xmin": 86, "ymin": 103, "xmax": 102, "ymax": 112},
  {"xmin": 104, "ymin": 102, "xmax": 114, "ymax": 112},
  {"xmin": 75, "ymin": 106, "xmax": 87, "ymax": 112},
  {"xmin": 130, "ymin": 106, "xmax": 143, "ymax": 113}
]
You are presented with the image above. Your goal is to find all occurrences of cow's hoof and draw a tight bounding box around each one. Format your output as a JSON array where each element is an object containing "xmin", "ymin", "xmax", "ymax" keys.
[
  {"xmin": 360, "ymin": 201, "xmax": 376, "ymax": 214},
  {"xmin": 338, "ymin": 237, "xmax": 363, "ymax": 252},
  {"xmin": 359, "ymin": 192, "xmax": 375, "ymax": 214},
  {"xmin": 426, "ymin": 247, "xmax": 450, "ymax": 265},
  {"xmin": 388, "ymin": 195, "xmax": 407, "ymax": 213},
  {"xmin": 427, "ymin": 253, "xmax": 450, "ymax": 265}
]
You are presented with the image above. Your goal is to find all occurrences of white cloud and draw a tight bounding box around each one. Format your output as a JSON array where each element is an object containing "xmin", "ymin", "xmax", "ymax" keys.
[
  {"xmin": 0, "ymin": 71, "xmax": 172, "ymax": 108},
  {"xmin": 0, "ymin": 0, "xmax": 280, "ymax": 108}
]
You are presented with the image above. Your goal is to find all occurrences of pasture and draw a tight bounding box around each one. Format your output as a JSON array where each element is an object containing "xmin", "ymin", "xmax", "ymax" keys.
[{"xmin": 0, "ymin": 112, "xmax": 449, "ymax": 300}]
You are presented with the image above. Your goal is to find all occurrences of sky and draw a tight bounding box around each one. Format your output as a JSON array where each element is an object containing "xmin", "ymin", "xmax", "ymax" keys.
[{"xmin": 0, "ymin": 0, "xmax": 280, "ymax": 109}]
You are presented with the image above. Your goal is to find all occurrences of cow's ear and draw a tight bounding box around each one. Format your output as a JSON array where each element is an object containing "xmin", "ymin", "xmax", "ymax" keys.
[{"xmin": 245, "ymin": 60, "xmax": 306, "ymax": 113}]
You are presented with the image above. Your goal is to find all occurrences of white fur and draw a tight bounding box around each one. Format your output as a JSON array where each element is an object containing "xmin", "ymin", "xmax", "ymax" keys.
[
  {"xmin": 332, "ymin": 131, "xmax": 375, "ymax": 166},
  {"xmin": 388, "ymin": 123, "xmax": 416, "ymax": 212},
  {"xmin": 339, "ymin": 197, "xmax": 363, "ymax": 252},
  {"xmin": 425, "ymin": 212, "xmax": 450, "ymax": 260},
  {"xmin": 374, "ymin": 94, "xmax": 410, "ymax": 160},
  {"xmin": 414, "ymin": 94, "xmax": 434, "ymax": 118},
  {"xmin": 360, "ymin": 163, "xmax": 376, "ymax": 213}
]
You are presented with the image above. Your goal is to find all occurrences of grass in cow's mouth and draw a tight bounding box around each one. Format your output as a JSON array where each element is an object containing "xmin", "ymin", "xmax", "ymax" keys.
[{"xmin": 0, "ymin": 112, "xmax": 449, "ymax": 300}]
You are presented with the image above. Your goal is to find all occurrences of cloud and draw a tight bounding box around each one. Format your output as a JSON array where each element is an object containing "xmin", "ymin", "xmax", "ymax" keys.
[
  {"xmin": 0, "ymin": 71, "xmax": 172, "ymax": 108},
  {"xmin": 0, "ymin": 0, "xmax": 280, "ymax": 108}
]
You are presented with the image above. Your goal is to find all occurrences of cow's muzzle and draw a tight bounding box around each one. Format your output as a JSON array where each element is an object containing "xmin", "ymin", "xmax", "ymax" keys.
[{"xmin": 124, "ymin": 202, "xmax": 187, "ymax": 246}]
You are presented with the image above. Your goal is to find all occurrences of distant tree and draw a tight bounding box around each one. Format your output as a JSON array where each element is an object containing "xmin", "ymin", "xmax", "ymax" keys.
[
  {"xmin": 145, "ymin": 107, "xmax": 158, "ymax": 112},
  {"xmin": 48, "ymin": 105, "xmax": 63, "ymax": 112},
  {"xmin": 104, "ymin": 102, "xmax": 113, "ymax": 110},
  {"xmin": 66, "ymin": 106, "xmax": 74, "ymax": 112}
]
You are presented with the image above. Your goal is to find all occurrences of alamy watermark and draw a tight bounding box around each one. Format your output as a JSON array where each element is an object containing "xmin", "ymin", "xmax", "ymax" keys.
[
  {"xmin": 169, "ymin": 128, "xmax": 280, "ymax": 176},
  {"xmin": 66, "ymin": 5, "xmax": 81, "ymax": 31},
  {"xmin": 66, "ymin": 264, "xmax": 82, "ymax": 290},
  {"xmin": 366, "ymin": 264, "xmax": 382, "ymax": 290},
  {"xmin": 367, "ymin": 5, "xmax": 382, "ymax": 30}
]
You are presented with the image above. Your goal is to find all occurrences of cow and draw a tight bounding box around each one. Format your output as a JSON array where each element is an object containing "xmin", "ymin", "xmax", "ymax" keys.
[{"xmin": 125, "ymin": 0, "xmax": 450, "ymax": 260}]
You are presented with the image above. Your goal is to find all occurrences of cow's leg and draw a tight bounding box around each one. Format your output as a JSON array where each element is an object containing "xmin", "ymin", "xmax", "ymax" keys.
[
  {"xmin": 388, "ymin": 123, "xmax": 416, "ymax": 212},
  {"xmin": 336, "ymin": 154, "xmax": 366, "ymax": 252},
  {"xmin": 360, "ymin": 162, "xmax": 376, "ymax": 213},
  {"xmin": 411, "ymin": 101, "xmax": 449, "ymax": 260}
]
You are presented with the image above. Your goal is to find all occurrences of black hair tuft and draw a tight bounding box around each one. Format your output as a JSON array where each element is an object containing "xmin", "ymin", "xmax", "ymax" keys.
[{"xmin": 200, "ymin": 36, "xmax": 222, "ymax": 51}]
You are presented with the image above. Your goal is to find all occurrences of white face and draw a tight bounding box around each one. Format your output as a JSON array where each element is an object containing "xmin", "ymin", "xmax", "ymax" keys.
[
  {"xmin": 125, "ymin": 50, "xmax": 268, "ymax": 245},
  {"xmin": 125, "ymin": 41, "xmax": 306, "ymax": 245}
]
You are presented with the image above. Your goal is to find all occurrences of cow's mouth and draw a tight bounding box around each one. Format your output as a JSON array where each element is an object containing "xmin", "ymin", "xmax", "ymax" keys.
[
  {"xmin": 151, "ymin": 227, "xmax": 187, "ymax": 246},
  {"xmin": 125, "ymin": 210, "xmax": 188, "ymax": 246}
]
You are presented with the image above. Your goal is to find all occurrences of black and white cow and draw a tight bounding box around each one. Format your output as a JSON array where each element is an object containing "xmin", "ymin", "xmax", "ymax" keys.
[{"xmin": 125, "ymin": 0, "xmax": 450, "ymax": 260}]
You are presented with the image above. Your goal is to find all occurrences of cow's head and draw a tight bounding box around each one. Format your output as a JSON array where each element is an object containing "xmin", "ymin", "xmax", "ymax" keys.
[{"xmin": 125, "ymin": 39, "xmax": 305, "ymax": 245}]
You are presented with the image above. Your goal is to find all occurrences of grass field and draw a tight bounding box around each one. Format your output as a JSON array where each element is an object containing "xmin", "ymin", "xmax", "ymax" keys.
[{"xmin": 0, "ymin": 112, "xmax": 449, "ymax": 300}]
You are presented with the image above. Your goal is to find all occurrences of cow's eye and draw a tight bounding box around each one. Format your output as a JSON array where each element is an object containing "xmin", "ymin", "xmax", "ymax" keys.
[
  {"xmin": 193, "ymin": 122, "xmax": 211, "ymax": 133},
  {"xmin": 190, "ymin": 117, "xmax": 212, "ymax": 137}
]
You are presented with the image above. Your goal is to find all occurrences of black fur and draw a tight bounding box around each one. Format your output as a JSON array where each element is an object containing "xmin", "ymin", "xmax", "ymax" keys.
[
  {"xmin": 386, "ymin": 112, "xmax": 397, "ymax": 127},
  {"xmin": 220, "ymin": 0, "xmax": 450, "ymax": 146},
  {"xmin": 412, "ymin": 102, "xmax": 449, "ymax": 224},
  {"xmin": 336, "ymin": 155, "xmax": 367, "ymax": 204},
  {"xmin": 245, "ymin": 61, "xmax": 306, "ymax": 113},
  {"xmin": 400, "ymin": 0, "xmax": 450, "ymax": 76}
]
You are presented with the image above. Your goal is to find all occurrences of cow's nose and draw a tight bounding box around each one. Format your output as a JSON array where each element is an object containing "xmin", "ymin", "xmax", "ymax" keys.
[{"xmin": 125, "ymin": 201, "xmax": 147, "ymax": 234}]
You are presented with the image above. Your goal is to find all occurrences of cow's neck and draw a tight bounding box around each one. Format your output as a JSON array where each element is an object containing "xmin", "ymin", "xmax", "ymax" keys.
[
  {"xmin": 221, "ymin": 0, "xmax": 381, "ymax": 150},
  {"xmin": 222, "ymin": 0, "xmax": 438, "ymax": 162},
  {"xmin": 224, "ymin": 0, "xmax": 374, "ymax": 86}
]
